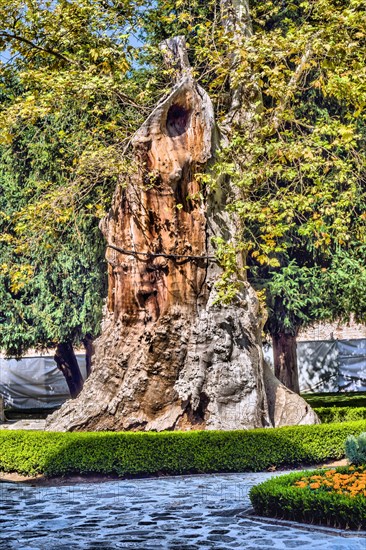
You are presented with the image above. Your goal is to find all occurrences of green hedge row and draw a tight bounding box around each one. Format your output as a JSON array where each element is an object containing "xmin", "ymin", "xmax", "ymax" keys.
[
  {"xmin": 249, "ymin": 467, "xmax": 366, "ymax": 530},
  {"xmin": 0, "ymin": 420, "xmax": 366, "ymax": 478},
  {"xmin": 315, "ymin": 407, "xmax": 366, "ymax": 424},
  {"xmin": 303, "ymin": 392, "xmax": 366, "ymax": 409}
]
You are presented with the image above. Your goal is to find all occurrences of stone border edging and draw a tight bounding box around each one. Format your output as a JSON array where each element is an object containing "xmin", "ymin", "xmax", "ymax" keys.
[{"xmin": 243, "ymin": 512, "xmax": 366, "ymax": 538}]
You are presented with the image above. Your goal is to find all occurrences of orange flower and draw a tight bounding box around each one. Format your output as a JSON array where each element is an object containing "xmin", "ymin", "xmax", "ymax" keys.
[
  {"xmin": 292, "ymin": 467, "xmax": 366, "ymax": 497},
  {"xmin": 295, "ymin": 481, "xmax": 307, "ymax": 488}
]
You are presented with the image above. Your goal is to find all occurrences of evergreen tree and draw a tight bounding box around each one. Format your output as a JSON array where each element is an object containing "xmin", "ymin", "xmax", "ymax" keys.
[{"xmin": 0, "ymin": 0, "xmax": 148, "ymax": 395}]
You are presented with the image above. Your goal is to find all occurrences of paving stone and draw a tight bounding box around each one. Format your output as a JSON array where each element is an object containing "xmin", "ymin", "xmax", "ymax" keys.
[{"xmin": 0, "ymin": 471, "xmax": 364, "ymax": 549}]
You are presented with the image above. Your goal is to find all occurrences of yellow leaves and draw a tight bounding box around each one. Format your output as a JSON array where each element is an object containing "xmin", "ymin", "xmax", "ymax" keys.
[
  {"xmin": 268, "ymin": 257, "xmax": 280, "ymax": 267},
  {"xmin": 312, "ymin": 75, "xmax": 324, "ymax": 90},
  {"xmin": 162, "ymin": 14, "xmax": 176, "ymax": 24},
  {"xmin": 94, "ymin": 203, "xmax": 106, "ymax": 219},
  {"xmin": 0, "ymin": 233, "xmax": 13, "ymax": 244},
  {"xmin": 178, "ymin": 12, "xmax": 190, "ymax": 23},
  {"xmin": 251, "ymin": 251, "xmax": 270, "ymax": 265},
  {"xmin": 251, "ymin": 249, "xmax": 280, "ymax": 267},
  {"xmin": 334, "ymin": 124, "xmax": 359, "ymax": 146},
  {"xmin": 0, "ymin": 262, "xmax": 34, "ymax": 293},
  {"xmin": 89, "ymin": 48, "xmax": 99, "ymax": 62},
  {"xmin": 0, "ymin": 130, "xmax": 13, "ymax": 145}
]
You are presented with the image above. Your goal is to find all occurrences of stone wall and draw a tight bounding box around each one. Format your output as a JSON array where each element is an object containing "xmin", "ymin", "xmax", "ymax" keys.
[{"xmin": 298, "ymin": 316, "xmax": 366, "ymax": 342}]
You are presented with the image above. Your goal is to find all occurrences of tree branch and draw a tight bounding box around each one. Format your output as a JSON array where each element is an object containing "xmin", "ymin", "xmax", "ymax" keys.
[
  {"xmin": 220, "ymin": 0, "xmax": 262, "ymax": 132},
  {"xmin": 159, "ymin": 35, "xmax": 193, "ymax": 82},
  {"xmin": 272, "ymin": 36, "xmax": 318, "ymax": 130},
  {"xmin": 220, "ymin": 0, "xmax": 252, "ymax": 39},
  {"xmin": 0, "ymin": 32, "xmax": 80, "ymax": 66}
]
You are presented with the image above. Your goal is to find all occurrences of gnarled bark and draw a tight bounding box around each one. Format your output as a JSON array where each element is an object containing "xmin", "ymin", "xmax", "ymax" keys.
[{"xmin": 46, "ymin": 37, "xmax": 318, "ymax": 432}]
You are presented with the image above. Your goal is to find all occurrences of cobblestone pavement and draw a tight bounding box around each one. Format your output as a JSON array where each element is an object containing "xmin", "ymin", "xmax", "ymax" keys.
[{"xmin": 0, "ymin": 471, "xmax": 364, "ymax": 549}]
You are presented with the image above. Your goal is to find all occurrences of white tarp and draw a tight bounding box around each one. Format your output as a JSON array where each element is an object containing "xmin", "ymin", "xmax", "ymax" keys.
[
  {"xmin": 0, "ymin": 355, "xmax": 86, "ymax": 410},
  {"xmin": 2, "ymin": 338, "xmax": 366, "ymax": 410},
  {"xmin": 338, "ymin": 340, "xmax": 366, "ymax": 391},
  {"xmin": 298, "ymin": 340, "xmax": 339, "ymax": 393},
  {"xmin": 265, "ymin": 339, "xmax": 366, "ymax": 393}
]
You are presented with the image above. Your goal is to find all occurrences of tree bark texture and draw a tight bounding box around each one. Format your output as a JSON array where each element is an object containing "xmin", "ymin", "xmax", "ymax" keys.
[
  {"xmin": 273, "ymin": 333, "xmax": 300, "ymax": 394},
  {"xmin": 46, "ymin": 37, "xmax": 318, "ymax": 431},
  {"xmin": 54, "ymin": 342, "xmax": 84, "ymax": 399}
]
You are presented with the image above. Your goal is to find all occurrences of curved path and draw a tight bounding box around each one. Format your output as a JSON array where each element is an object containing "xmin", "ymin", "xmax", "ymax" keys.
[{"xmin": 0, "ymin": 471, "xmax": 364, "ymax": 549}]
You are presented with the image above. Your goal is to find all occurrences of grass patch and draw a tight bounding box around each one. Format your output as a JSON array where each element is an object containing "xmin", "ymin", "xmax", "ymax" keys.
[
  {"xmin": 249, "ymin": 465, "xmax": 366, "ymax": 530},
  {"xmin": 0, "ymin": 420, "xmax": 365, "ymax": 478}
]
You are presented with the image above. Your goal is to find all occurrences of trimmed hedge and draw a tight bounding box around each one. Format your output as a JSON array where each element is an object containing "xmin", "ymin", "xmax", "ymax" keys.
[
  {"xmin": 249, "ymin": 466, "xmax": 366, "ymax": 530},
  {"xmin": 0, "ymin": 420, "xmax": 365, "ymax": 478},
  {"xmin": 315, "ymin": 407, "xmax": 366, "ymax": 424},
  {"xmin": 303, "ymin": 392, "xmax": 366, "ymax": 409}
]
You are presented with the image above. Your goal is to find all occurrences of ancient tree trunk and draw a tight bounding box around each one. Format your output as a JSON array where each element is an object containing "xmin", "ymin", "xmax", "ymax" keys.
[
  {"xmin": 273, "ymin": 333, "xmax": 300, "ymax": 394},
  {"xmin": 54, "ymin": 342, "xmax": 84, "ymax": 399},
  {"xmin": 46, "ymin": 37, "xmax": 318, "ymax": 432}
]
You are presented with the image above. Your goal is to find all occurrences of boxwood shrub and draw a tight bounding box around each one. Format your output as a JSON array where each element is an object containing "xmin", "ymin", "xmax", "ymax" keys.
[
  {"xmin": 0, "ymin": 420, "xmax": 365, "ymax": 478},
  {"xmin": 315, "ymin": 407, "xmax": 366, "ymax": 424},
  {"xmin": 303, "ymin": 392, "xmax": 366, "ymax": 409},
  {"xmin": 249, "ymin": 466, "xmax": 366, "ymax": 530}
]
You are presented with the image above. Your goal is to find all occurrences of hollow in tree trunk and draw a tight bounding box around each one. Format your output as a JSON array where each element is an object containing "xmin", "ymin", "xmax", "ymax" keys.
[
  {"xmin": 46, "ymin": 37, "xmax": 318, "ymax": 431},
  {"xmin": 272, "ymin": 333, "xmax": 300, "ymax": 394},
  {"xmin": 54, "ymin": 342, "xmax": 84, "ymax": 399}
]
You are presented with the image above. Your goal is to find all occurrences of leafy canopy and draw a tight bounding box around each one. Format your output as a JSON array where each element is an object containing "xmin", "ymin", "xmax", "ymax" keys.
[
  {"xmin": 1, "ymin": 0, "xmax": 366, "ymax": 353},
  {"xmin": 0, "ymin": 0, "xmax": 152, "ymax": 354}
]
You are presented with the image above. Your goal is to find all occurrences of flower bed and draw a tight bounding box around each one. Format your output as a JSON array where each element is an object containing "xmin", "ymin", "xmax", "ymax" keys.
[
  {"xmin": 249, "ymin": 466, "xmax": 366, "ymax": 530},
  {"xmin": 294, "ymin": 466, "xmax": 366, "ymax": 497}
]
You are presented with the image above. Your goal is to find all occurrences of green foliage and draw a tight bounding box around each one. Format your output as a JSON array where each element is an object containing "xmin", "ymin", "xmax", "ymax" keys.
[
  {"xmin": 345, "ymin": 432, "xmax": 366, "ymax": 465},
  {"xmin": 318, "ymin": 248, "xmax": 366, "ymax": 324},
  {"xmin": 304, "ymin": 391, "xmax": 366, "ymax": 409},
  {"xmin": 253, "ymin": 260, "xmax": 323, "ymax": 336},
  {"xmin": 0, "ymin": 0, "xmax": 155, "ymax": 354},
  {"xmin": 145, "ymin": 1, "xmax": 366, "ymax": 333},
  {"xmin": 0, "ymin": 420, "xmax": 365, "ymax": 477},
  {"xmin": 243, "ymin": 0, "xmax": 366, "ymax": 335},
  {"xmin": 211, "ymin": 237, "xmax": 244, "ymax": 303},
  {"xmin": 249, "ymin": 466, "xmax": 366, "ymax": 530},
  {"xmin": 1, "ymin": 0, "xmax": 366, "ymax": 352},
  {"xmin": 315, "ymin": 407, "xmax": 366, "ymax": 424},
  {"xmin": 0, "ymin": 122, "xmax": 108, "ymax": 354}
]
